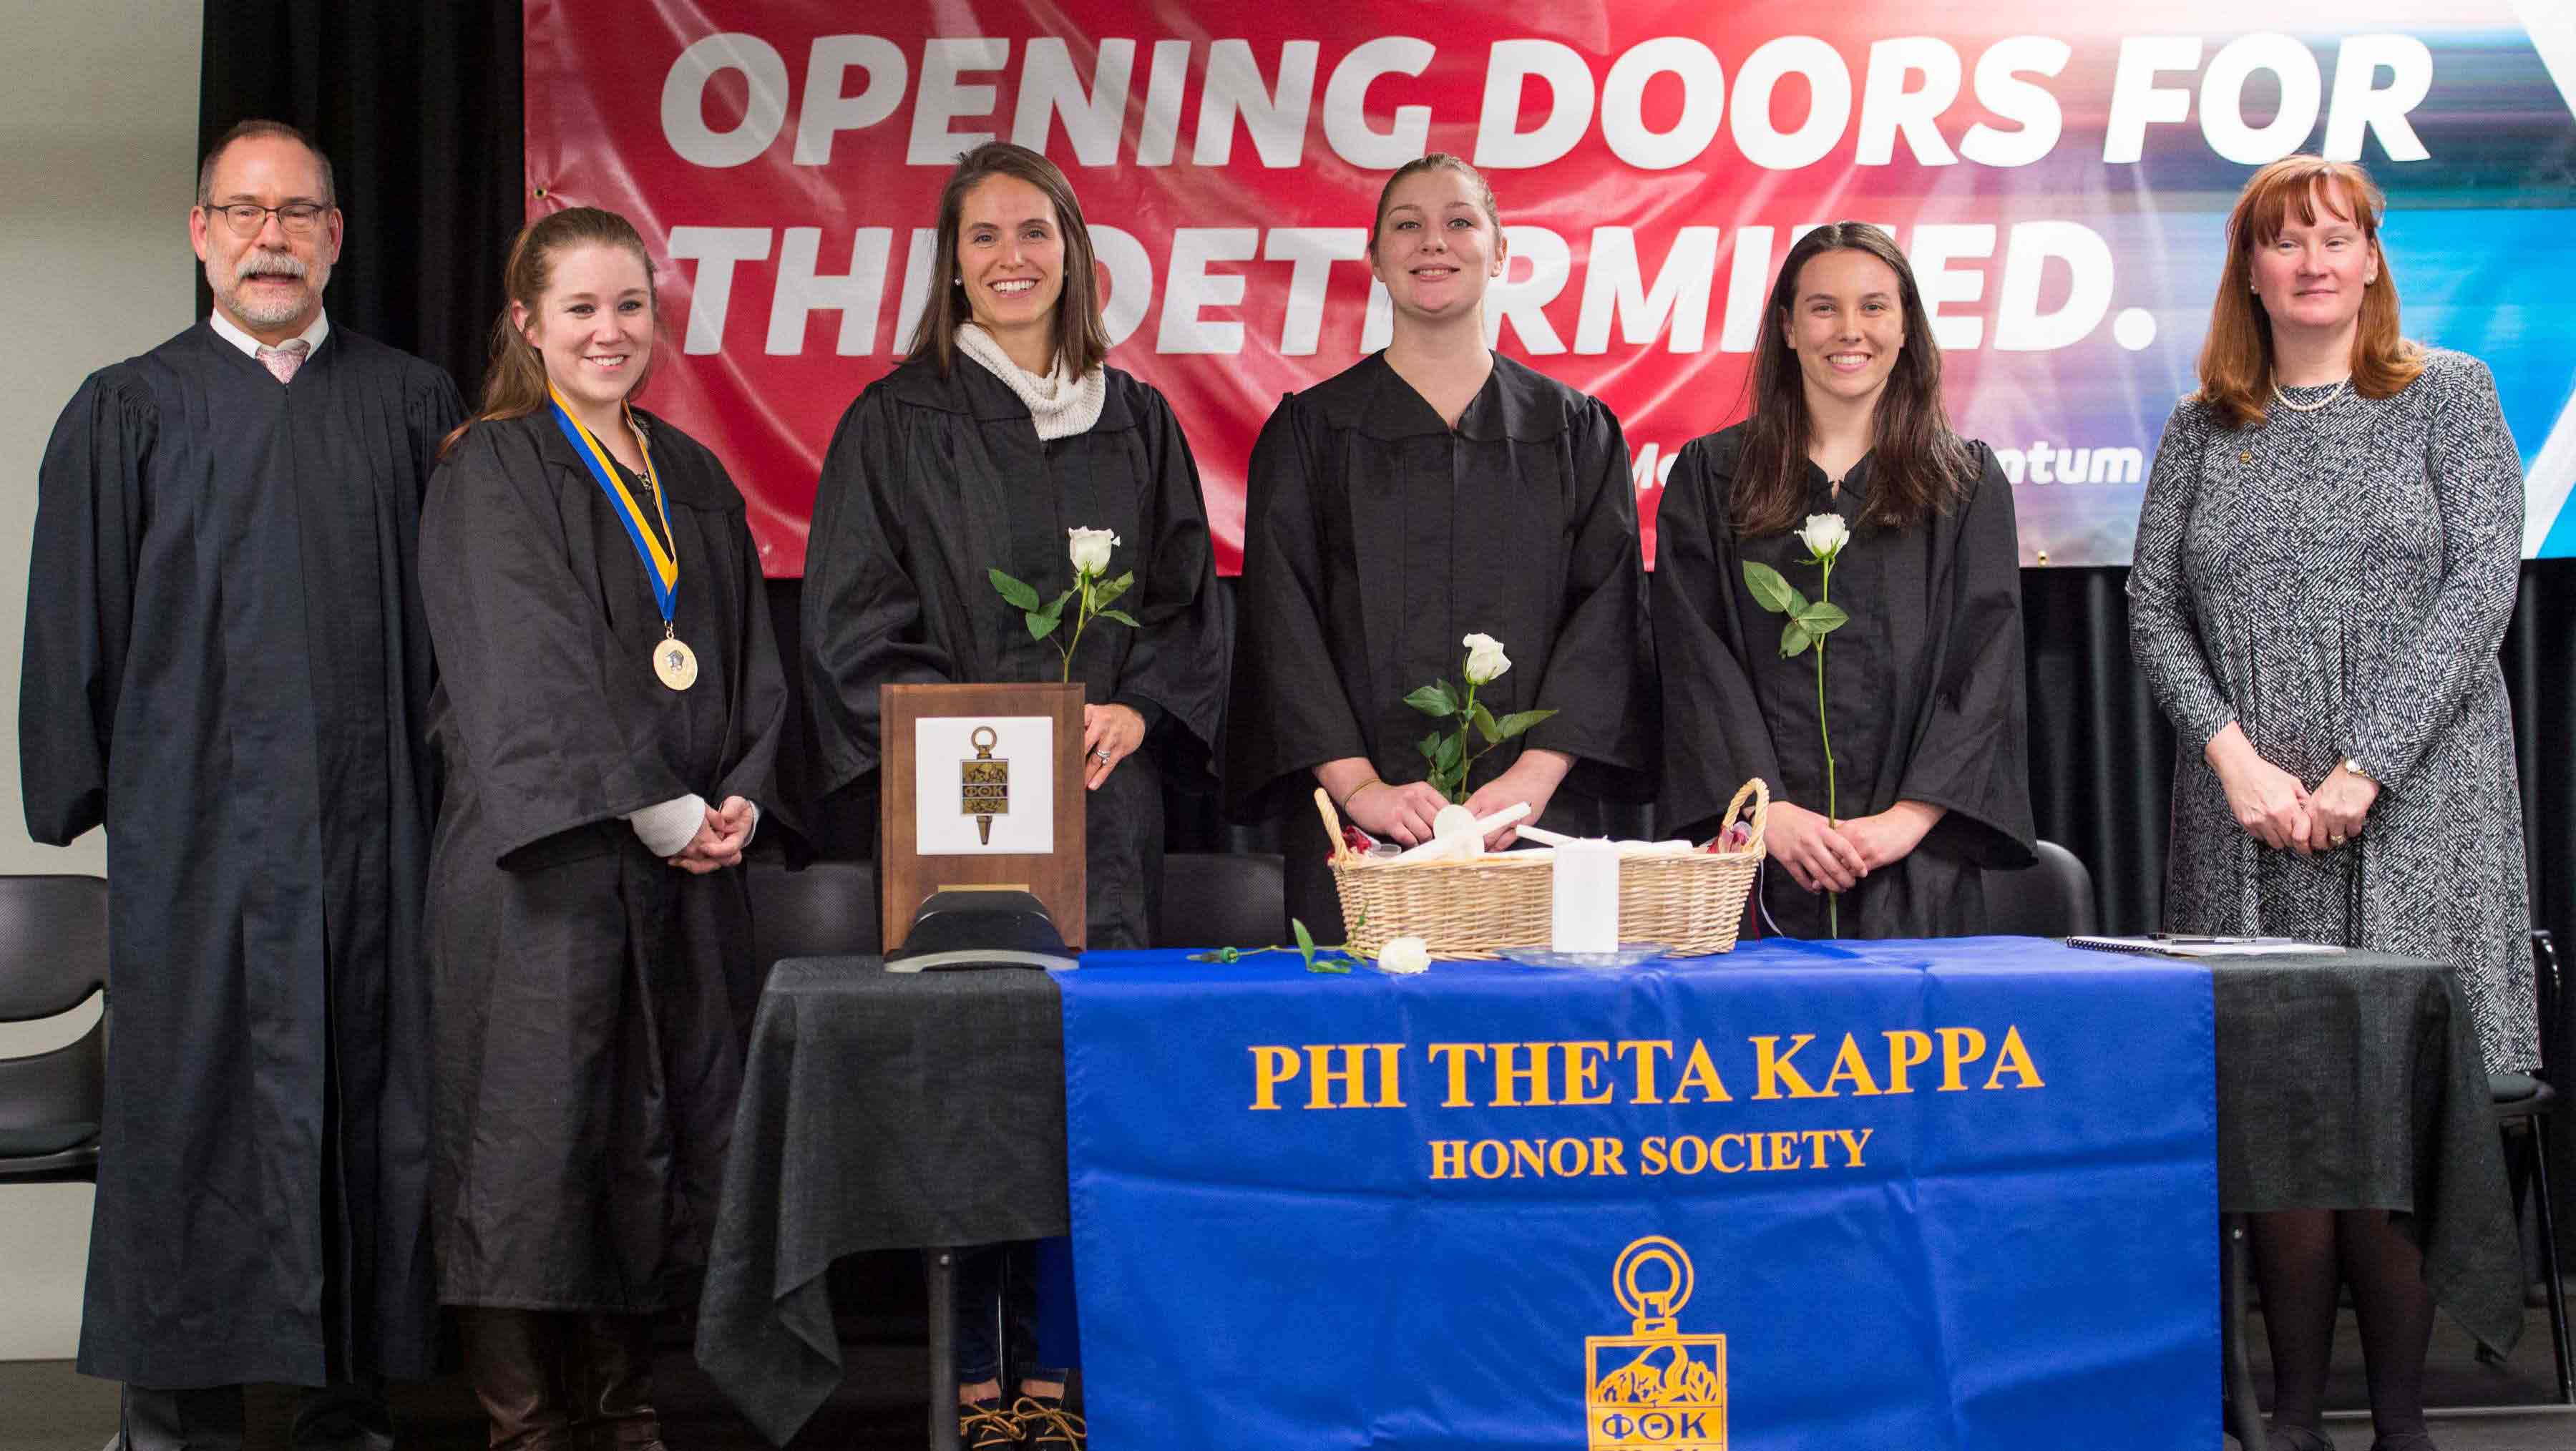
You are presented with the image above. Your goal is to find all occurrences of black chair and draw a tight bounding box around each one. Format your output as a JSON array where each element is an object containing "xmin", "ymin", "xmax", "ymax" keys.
[
  {"xmin": 1158, "ymin": 851, "xmax": 1287, "ymax": 949},
  {"xmin": 744, "ymin": 856, "xmax": 880, "ymax": 967},
  {"xmin": 1979, "ymin": 839, "xmax": 2099, "ymax": 938},
  {"xmin": 0, "ymin": 874, "xmax": 109, "ymax": 1186},
  {"xmin": 2483, "ymin": 928, "xmax": 2572, "ymax": 1403}
]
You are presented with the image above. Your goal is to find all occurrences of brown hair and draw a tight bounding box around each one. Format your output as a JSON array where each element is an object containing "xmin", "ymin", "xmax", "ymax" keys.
[
  {"xmin": 441, "ymin": 207, "xmax": 658, "ymax": 458},
  {"xmin": 198, "ymin": 118, "xmax": 336, "ymax": 208},
  {"xmin": 1367, "ymin": 152, "xmax": 1503, "ymax": 260},
  {"xmin": 1731, "ymin": 223, "xmax": 1974, "ymax": 537},
  {"xmin": 905, "ymin": 142, "xmax": 1109, "ymax": 377},
  {"xmin": 2195, "ymin": 155, "xmax": 2423, "ymax": 430}
]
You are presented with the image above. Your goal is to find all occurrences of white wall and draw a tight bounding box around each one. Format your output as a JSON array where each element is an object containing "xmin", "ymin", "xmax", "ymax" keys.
[{"xmin": 0, "ymin": 0, "xmax": 201, "ymax": 1361}]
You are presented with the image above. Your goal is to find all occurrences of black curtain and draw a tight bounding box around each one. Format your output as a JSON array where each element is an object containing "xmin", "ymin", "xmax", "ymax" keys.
[
  {"xmin": 203, "ymin": 0, "xmax": 2572, "ymax": 1267},
  {"xmin": 199, "ymin": 0, "xmax": 522, "ymax": 403}
]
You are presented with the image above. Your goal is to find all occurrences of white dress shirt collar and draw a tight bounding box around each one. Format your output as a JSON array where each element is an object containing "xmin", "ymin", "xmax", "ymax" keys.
[{"xmin": 209, "ymin": 307, "xmax": 331, "ymax": 361}]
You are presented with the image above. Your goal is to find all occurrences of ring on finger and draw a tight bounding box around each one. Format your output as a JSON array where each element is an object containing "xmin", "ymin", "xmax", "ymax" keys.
[{"xmin": 1095, "ymin": 748, "xmax": 1112, "ymax": 762}]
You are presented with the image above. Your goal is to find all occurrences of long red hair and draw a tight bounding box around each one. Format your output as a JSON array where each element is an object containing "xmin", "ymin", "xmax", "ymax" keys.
[{"xmin": 2196, "ymin": 155, "xmax": 2423, "ymax": 431}]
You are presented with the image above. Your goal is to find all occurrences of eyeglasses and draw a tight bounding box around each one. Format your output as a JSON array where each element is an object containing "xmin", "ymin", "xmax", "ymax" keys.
[{"xmin": 205, "ymin": 202, "xmax": 328, "ymax": 237}]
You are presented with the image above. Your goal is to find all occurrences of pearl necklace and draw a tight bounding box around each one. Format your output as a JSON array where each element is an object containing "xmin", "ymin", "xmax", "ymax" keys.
[{"xmin": 2271, "ymin": 376, "xmax": 2351, "ymax": 413}]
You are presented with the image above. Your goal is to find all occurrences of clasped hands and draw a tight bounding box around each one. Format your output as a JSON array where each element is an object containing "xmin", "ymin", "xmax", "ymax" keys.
[
  {"xmin": 1765, "ymin": 799, "xmax": 1944, "ymax": 894},
  {"xmin": 668, "ymin": 795, "xmax": 756, "ymax": 874},
  {"xmin": 2207, "ymin": 723, "xmax": 2376, "ymax": 856}
]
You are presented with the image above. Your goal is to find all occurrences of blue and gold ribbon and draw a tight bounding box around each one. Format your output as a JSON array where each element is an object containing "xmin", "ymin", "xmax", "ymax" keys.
[{"xmin": 547, "ymin": 382, "xmax": 677, "ymax": 624}]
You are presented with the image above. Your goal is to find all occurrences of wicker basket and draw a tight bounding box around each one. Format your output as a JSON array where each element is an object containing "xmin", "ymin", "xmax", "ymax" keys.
[{"xmin": 1315, "ymin": 780, "xmax": 1767, "ymax": 960}]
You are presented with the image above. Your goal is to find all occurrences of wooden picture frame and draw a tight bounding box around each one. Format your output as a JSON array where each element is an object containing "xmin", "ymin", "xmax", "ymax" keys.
[{"xmin": 879, "ymin": 682, "xmax": 1086, "ymax": 950}]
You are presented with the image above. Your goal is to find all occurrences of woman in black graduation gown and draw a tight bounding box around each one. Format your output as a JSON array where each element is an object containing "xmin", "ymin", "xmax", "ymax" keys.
[
  {"xmin": 420, "ymin": 206, "xmax": 791, "ymax": 1449},
  {"xmin": 1655, "ymin": 223, "xmax": 2032, "ymax": 939},
  {"xmin": 801, "ymin": 142, "xmax": 1222, "ymax": 1447},
  {"xmin": 802, "ymin": 142, "xmax": 1226, "ymax": 950},
  {"xmin": 1227, "ymin": 152, "xmax": 1653, "ymax": 932}
]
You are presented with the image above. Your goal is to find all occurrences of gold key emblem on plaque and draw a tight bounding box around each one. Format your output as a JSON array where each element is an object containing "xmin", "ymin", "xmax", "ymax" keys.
[
  {"xmin": 961, "ymin": 725, "xmax": 1010, "ymax": 846},
  {"xmin": 1587, "ymin": 1237, "xmax": 1727, "ymax": 1450}
]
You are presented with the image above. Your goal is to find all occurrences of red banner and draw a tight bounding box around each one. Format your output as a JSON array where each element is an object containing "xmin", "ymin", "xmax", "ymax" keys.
[{"xmin": 525, "ymin": 1, "xmax": 2576, "ymax": 574}]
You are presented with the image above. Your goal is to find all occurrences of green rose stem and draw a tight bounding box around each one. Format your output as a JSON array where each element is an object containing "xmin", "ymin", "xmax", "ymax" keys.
[
  {"xmin": 1815, "ymin": 555, "xmax": 1838, "ymax": 938},
  {"xmin": 1740, "ymin": 522, "xmax": 1852, "ymax": 938},
  {"xmin": 1055, "ymin": 575, "xmax": 1091, "ymax": 683},
  {"xmin": 1188, "ymin": 914, "xmax": 1363, "ymax": 973},
  {"xmin": 1452, "ymin": 679, "xmax": 1480, "ymax": 798}
]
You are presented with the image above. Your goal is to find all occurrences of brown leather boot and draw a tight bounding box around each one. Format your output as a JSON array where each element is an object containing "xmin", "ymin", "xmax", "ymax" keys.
[
  {"xmin": 458, "ymin": 1309, "xmax": 575, "ymax": 1450},
  {"xmin": 572, "ymin": 1314, "xmax": 667, "ymax": 1450}
]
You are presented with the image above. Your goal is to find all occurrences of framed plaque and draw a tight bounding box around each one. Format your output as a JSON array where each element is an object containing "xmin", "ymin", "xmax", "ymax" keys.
[{"xmin": 879, "ymin": 682, "xmax": 1085, "ymax": 949}]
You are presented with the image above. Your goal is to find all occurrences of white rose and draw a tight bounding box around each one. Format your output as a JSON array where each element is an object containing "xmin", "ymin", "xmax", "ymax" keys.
[
  {"xmin": 1377, "ymin": 936, "xmax": 1431, "ymax": 974},
  {"xmin": 1461, "ymin": 632, "xmax": 1511, "ymax": 685},
  {"xmin": 1067, "ymin": 527, "xmax": 1121, "ymax": 576},
  {"xmin": 1797, "ymin": 513, "xmax": 1850, "ymax": 562}
]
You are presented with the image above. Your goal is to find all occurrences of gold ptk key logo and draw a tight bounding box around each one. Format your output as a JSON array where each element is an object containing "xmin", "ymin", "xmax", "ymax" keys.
[
  {"xmin": 960, "ymin": 725, "xmax": 1009, "ymax": 846},
  {"xmin": 1586, "ymin": 1237, "xmax": 1727, "ymax": 1450}
]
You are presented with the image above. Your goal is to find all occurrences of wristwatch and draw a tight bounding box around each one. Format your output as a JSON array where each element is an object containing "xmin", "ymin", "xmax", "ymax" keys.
[{"xmin": 2339, "ymin": 756, "xmax": 2378, "ymax": 785}]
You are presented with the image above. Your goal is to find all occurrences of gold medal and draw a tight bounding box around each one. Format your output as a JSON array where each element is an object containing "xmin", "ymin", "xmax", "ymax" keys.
[
  {"xmin": 551, "ymin": 386, "xmax": 699, "ymax": 694},
  {"xmin": 654, "ymin": 635, "xmax": 699, "ymax": 691}
]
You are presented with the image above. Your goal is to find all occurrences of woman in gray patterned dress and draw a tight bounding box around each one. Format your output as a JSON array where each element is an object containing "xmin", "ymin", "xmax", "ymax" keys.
[{"xmin": 2129, "ymin": 156, "xmax": 2535, "ymax": 1451}]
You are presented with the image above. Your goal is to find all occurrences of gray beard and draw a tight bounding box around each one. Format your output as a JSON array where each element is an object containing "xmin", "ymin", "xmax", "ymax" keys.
[{"xmin": 210, "ymin": 262, "xmax": 317, "ymax": 328}]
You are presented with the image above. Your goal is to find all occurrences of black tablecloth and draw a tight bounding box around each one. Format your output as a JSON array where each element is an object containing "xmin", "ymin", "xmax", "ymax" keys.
[
  {"xmin": 2209, "ymin": 949, "xmax": 2521, "ymax": 1351},
  {"xmin": 695, "ymin": 958, "xmax": 1067, "ymax": 1445},
  {"xmin": 697, "ymin": 946, "xmax": 2522, "ymax": 1443}
]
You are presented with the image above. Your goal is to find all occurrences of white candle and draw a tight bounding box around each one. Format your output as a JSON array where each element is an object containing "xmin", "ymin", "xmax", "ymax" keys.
[{"xmin": 1551, "ymin": 838, "xmax": 1619, "ymax": 953}]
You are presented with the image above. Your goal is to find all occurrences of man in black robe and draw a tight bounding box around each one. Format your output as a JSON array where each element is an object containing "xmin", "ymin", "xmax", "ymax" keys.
[{"xmin": 19, "ymin": 119, "xmax": 462, "ymax": 1448}]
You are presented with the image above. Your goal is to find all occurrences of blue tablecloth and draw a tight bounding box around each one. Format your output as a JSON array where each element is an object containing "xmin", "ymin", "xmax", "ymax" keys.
[{"xmin": 1058, "ymin": 937, "xmax": 2219, "ymax": 1450}]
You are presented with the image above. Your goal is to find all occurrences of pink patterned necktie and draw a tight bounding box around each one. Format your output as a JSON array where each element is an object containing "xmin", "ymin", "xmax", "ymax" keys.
[{"xmin": 257, "ymin": 340, "xmax": 308, "ymax": 384}]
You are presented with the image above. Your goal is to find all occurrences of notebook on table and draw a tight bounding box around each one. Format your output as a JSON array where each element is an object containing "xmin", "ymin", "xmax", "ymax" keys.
[{"xmin": 2067, "ymin": 934, "xmax": 2347, "ymax": 959}]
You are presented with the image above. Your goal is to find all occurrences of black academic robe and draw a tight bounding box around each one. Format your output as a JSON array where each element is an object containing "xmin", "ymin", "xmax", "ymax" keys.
[
  {"xmin": 802, "ymin": 356, "xmax": 1226, "ymax": 950},
  {"xmin": 419, "ymin": 409, "xmax": 791, "ymax": 1312},
  {"xmin": 1226, "ymin": 352, "xmax": 1654, "ymax": 929},
  {"xmin": 19, "ymin": 321, "xmax": 459, "ymax": 1387},
  {"xmin": 1654, "ymin": 424, "xmax": 2034, "ymax": 939}
]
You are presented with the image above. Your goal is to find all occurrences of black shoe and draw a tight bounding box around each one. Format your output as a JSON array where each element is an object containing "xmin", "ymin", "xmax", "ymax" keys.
[
  {"xmin": 1010, "ymin": 1394, "xmax": 1085, "ymax": 1450},
  {"xmin": 960, "ymin": 1398, "xmax": 1021, "ymax": 1450},
  {"xmin": 2266, "ymin": 1428, "xmax": 2333, "ymax": 1451}
]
